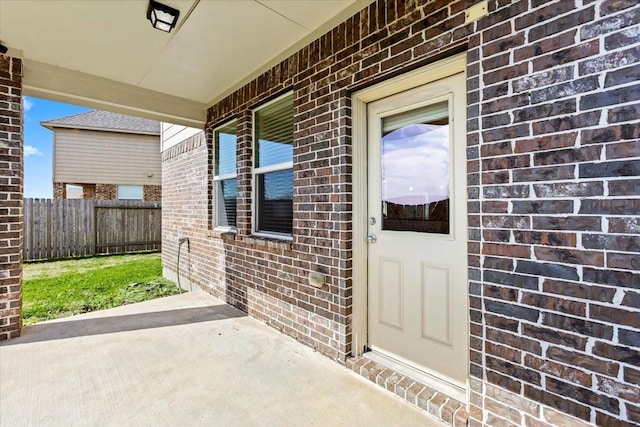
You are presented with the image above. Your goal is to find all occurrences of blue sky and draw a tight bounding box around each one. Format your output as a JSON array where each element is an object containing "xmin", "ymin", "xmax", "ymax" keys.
[{"xmin": 23, "ymin": 97, "xmax": 91, "ymax": 198}]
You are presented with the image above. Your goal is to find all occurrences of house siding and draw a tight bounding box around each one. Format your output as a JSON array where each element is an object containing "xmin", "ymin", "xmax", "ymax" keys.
[
  {"xmin": 161, "ymin": 122, "xmax": 201, "ymax": 151},
  {"xmin": 53, "ymin": 128, "xmax": 161, "ymax": 186},
  {"xmin": 160, "ymin": 1, "xmax": 639, "ymax": 425}
]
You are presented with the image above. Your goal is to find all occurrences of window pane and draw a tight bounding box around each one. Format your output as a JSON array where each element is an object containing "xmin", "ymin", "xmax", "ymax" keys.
[
  {"xmin": 257, "ymin": 169, "xmax": 293, "ymax": 235},
  {"xmin": 215, "ymin": 122, "xmax": 237, "ymax": 176},
  {"xmin": 381, "ymin": 101, "xmax": 450, "ymax": 234},
  {"xmin": 118, "ymin": 185, "xmax": 144, "ymax": 200},
  {"xmin": 66, "ymin": 184, "xmax": 83, "ymax": 199},
  {"xmin": 216, "ymin": 179, "xmax": 237, "ymax": 228},
  {"xmin": 255, "ymin": 94, "xmax": 294, "ymax": 168}
]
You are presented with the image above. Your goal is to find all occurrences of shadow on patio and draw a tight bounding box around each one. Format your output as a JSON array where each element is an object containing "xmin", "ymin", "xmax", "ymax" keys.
[
  {"xmin": 3, "ymin": 303, "xmax": 245, "ymax": 345},
  {"xmin": 1, "ymin": 291, "xmax": 444, "ymax": 427}
]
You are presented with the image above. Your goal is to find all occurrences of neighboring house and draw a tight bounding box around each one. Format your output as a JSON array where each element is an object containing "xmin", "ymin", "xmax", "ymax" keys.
[
  {"xmin": 2, "ymin": 1, "xmax": 640, "ymax": 427},
  {"xmin": 41, "ymin": 110, "xmax": 162, "ymax": 201}
]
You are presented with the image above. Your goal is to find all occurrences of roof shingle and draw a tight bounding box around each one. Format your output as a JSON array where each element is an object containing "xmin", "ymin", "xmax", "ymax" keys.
[{"xmin": 41, "ymin": 110, "xmax": 160, "ymax": 134}]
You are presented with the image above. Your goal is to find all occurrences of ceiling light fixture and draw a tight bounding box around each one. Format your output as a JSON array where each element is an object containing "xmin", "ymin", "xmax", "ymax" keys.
[{"xmin": 146, "ymin": 0, "xmax": 180, "ymax": 33}]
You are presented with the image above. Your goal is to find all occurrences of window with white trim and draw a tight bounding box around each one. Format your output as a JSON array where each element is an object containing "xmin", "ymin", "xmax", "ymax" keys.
[
  {"xmin": 253, "ymin": 93, "xmax": 294, "ymax": 236},
  {"xmin": 117, "ymin": 185, "xmax": 143, "ymax": 200},
  {"xmin": 214, "ymin": 120, "xmax": 238, "ymax": 229}
]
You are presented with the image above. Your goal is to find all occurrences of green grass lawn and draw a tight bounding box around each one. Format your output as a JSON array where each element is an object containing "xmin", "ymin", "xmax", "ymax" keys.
[{"xmin": 23, "ymin": 253, "xmax": 184, "ymax": 325}]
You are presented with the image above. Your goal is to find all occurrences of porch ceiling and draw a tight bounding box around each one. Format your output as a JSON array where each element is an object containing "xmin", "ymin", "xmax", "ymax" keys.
[{"xmin": 0, "ymin": 0, "xmax": 372, "ymax": 127}]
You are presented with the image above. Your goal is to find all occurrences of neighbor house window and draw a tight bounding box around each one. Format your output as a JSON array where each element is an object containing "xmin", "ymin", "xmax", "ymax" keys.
[
  {"xmin": 65, "ymin": 184, "xmax": 83, "ymax": 199},
  {"xmin": 117, "ymin": 185, "xmax": 143, "ymax": 200},
  {"xmin": 253, "ymin": 93, "xmax": 294, "ymax": 236},
  {"xmin": 214, "ymin": 120, "xmax": 237, "ymax": 229}
]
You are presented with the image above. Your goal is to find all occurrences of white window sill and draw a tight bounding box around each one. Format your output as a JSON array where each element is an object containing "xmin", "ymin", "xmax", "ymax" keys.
[{"xmin": 207, "ymin": 229, "xmax": 237, "ymax": 240}]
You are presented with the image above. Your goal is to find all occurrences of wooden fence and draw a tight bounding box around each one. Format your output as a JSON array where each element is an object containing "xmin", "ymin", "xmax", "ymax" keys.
[{"xmin": 24, "ymin": 198, "xmax": 161, "ymax": 261}]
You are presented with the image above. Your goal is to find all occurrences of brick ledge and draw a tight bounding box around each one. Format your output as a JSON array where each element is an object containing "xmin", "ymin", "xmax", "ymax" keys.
[
  {"xmin": 243, "ymin": 235, "xmax": 292, "ymax": 250},
  {"xmin": 346, "ymin": 356, "xmax": 468, "ymax": 427}
]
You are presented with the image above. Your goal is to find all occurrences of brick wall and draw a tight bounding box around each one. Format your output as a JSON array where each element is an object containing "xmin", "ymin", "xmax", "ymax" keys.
[
  {"xmin": 53, "ymin": 182, "xmax": 66, "ymax": 199},
  {"xmin": 197, "ymin": 0, "xmax": 480, "ymax": 363},
  {"xmin": 143, "ymin": 184, "xmax": 161, "ymax": 201},
  {"xmin": 161, "ymin": 1, "xmax": 640, "ymax": 425},
  {"xmin": 95, "ymin": 183, "xmax": 116, "ymax": 200},
  {"xmin": 0, "ymin": 55, "xmax": 23, "ymax": 340},
  {"xmin": 54, "ymin": 183, "xmax": 160, "ymax": 201},
  {"xmin": 162, "ymin": 132, "xmax": 223, "ymax": 293},
  {"xmin": 82, "ymin": 184, "xmax": 96, "ymax": 199},
  {"xmin": 468, "ymin": 1, "xmax": 640, "ymax": 425}
]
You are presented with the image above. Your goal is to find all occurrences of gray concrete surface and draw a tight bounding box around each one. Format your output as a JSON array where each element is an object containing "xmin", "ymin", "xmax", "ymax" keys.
[{"xmin": 1, "ymin": 291, "xmax": 444, "ymax": 427}]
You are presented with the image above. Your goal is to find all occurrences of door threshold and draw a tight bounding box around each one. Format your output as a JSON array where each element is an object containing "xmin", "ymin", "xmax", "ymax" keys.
[
  {"xmin": 347, "ymin": 354, "xmax": 469, "ymax": 427},
  {"xmin": 365, "ymin": 350, "xmax": 467, "ymax": 403}
]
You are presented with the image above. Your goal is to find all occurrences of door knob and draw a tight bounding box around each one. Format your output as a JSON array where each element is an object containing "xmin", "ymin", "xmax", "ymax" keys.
[{"xmin": 367, "ymin": 234, "xmax": 377, "ymax": 243}]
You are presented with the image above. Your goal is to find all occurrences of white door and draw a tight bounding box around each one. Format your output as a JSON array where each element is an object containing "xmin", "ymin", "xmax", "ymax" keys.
[{"xmin": 367, "ymin": 72, "xmax": 468, "ymax": 393}]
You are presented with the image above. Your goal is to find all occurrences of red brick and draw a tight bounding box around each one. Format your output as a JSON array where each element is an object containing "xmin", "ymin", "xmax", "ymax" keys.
[
  {"xmin": 0, "ymin": 55, "xmax": 22, "ymax": 341},
  {"xmin": 162, "ymin": 1, "xmax": 640, "ymax": 425},
  {"xmin": 525, "ymin": 354, "xmax": 592, "ymax": 387}
]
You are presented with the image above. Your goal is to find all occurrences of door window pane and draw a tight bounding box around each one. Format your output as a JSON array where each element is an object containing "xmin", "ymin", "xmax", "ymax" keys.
[{"xmin": 381, "ymin": 101, "xmax": 450, "ymax": 234}]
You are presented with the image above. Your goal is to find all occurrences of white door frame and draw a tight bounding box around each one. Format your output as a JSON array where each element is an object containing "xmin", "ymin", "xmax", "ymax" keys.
[{"xmin": 351, "ymin": 53, "xmax": 467, "ymax": 358}]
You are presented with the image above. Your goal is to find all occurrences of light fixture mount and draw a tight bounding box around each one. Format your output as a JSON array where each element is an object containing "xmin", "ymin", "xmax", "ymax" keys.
[{"xmin": 146, "ymin": 0, "xmax": 180, "ymax": 33}]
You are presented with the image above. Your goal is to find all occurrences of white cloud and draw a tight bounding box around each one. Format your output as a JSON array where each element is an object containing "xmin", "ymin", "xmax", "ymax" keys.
[
  {"xmin": 24, "ymin": 145, "xmax": 43, "ymax": 157},
  {"xmin": 382, "ymin": 124, "xmax": 450, "ymax": 205},
  {"xmin": 23, "ymin": 97, "xmax": 34, "ymax": 112}
]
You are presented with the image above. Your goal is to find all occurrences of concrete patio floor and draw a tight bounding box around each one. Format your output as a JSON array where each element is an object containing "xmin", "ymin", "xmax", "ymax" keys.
[{"xmin": 1, "ymin": 291, "xmax": 444, "ymax": 427}]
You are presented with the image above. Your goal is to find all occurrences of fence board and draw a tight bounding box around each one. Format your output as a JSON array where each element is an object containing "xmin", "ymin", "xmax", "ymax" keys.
[
  {"xmin": 87, "ymin": 199, "xmax": 96, "ymax": 256},
  {"xmin": 63, "ymin": 200, "xmax": 69, "ymax": 257},
  {"xmin": 23, "ymin": 198, "xmax": 31, "ymax": 260},
  {"xmin": 43, "ymin": 199, "xmax": 48, "ymax": 259},
  {"xmin": 44, "ymin": 199, "xmax": 50, "ymax": 260},
  {"xmin": 93, "ymin": 201, "xmax": 162, "ymax": 255},
  {"xmin": 23, "ymin": 198, "xmax": 161, "ymax": 261},
  {"xmin": 32, "ymin": 199, "xmax": 40, "ymax": 260},
  {"xmin": 53, "ymin": 199, "xmax": 62, "ymax": 260}
]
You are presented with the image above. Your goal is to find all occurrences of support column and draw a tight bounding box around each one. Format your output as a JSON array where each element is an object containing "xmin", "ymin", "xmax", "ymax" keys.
[
  {"xmin": 53, "ymin": 182, "xmax": 66, "ymax": 199},
  {"xmin": 0, "ymin": 55, "xmax": 23, "ymax": 340}
]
